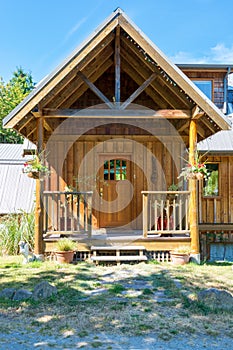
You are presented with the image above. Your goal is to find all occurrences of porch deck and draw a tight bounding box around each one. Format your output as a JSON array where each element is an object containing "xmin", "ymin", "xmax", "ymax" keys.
[
  {"xmin": 44, "ymin": 228, "xmax": 191, "ymax": 257},
  {"xmin": 43, "ymin": 190, "xmax": 192, "ymax": 258}
]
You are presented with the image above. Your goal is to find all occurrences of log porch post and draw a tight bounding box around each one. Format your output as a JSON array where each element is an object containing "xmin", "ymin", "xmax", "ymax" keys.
[
  {"xmin": 34, "ymin": 115, "xmax": 44, "ymax": 255},
  {"xmin": 189, "ymin": 119, "xmax": 200, "ymax": 263}
]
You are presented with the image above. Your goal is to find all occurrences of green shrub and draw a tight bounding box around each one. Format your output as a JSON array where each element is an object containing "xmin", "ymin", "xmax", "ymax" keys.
[
  {"xmin": 0, "ymin": 211, "xmax": 35, "ymax": 255},
  {"xmin": 55, "ymin": 238, "xmax": 78, "ymax": 251}
]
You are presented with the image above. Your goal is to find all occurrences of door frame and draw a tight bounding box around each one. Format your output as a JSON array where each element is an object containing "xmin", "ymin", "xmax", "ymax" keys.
[{"xmin": 97, "ymin": 153, "xmax": 133, "ymax": 228}]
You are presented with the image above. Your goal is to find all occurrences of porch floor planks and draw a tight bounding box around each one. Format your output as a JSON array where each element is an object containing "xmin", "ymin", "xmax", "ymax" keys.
[{"xmin": 43, "ymin": 229, "xmax": 191, "ymax": 253}]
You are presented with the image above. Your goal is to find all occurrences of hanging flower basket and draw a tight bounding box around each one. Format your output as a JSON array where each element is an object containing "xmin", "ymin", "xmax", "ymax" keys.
[
  {"xmin": 178, "ymin": 151, "xmax": 208, "ymax": 181},
  {"xmin": 27, "ymin": 171, "xmax": 40, "ymax": 179},
  {"xmin": 23, "ymin": 152, "xmax": 50, "ymax": 179}
]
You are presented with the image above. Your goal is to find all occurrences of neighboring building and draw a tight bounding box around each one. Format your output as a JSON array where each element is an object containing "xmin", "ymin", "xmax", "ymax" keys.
[
  {"xmin": 0, "ymin": 142, "xmax": 35, "ymax": 215},
  {"xmin": 3, "ymin": 8, "xmax": 233, "ymax": 261}
]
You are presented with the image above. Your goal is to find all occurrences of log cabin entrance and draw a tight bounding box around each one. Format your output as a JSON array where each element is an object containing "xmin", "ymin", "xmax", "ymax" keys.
[{"xmin": 97, "ymin": 155, "xmax": 136, "ymax": 228}]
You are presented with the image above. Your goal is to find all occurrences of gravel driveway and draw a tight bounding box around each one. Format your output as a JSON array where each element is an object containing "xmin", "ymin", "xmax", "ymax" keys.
[{"xmin": 0, "ymin": 329, "xmax": 233, "ymax": 349}]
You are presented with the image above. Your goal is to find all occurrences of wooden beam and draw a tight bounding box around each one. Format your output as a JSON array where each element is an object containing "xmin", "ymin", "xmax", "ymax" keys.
[
  {"xmin": 6, "ymin": 18, "xmax": 118, "ymax": 128},
  {"xmin": 176, "ymin": 120, "xmax": 190, "ymax": 133},
  {"xmin": 188, "ymin": 119, "xmax": 200, "ymax": 257},
  {"xmin": 121, "ymin": 49, "xmax": 179, "ymax": 109},
  {"xmin": 119, "ymin": 16, "xmax": 229, "ymax": 130},
  {"xmin": 34, "ymin": 116, "xmax": 44, "ymax": 255},
  {"xmin": 120, "ymin": 72, "xmax": 157, "ymax": 110},
  {"xmin": 121, "ymin": 57, "xmax": 166, "ymax": 108},
  {"xmin": 121, "ymin": 36, "xmax": 193, "ymax": 109},
  {"xmin": 192, "ymin": 105, "xmax": 205, "ymax": 120},
  {"xmin": 115, "ymin": 26, "xmax": 121, "ymax": 104},
  {"xmin": 18, "ymin": 114, "xmax": 34, "ymax": 132},
  {"xmin": 78, "ymin": 71, "xmax": 114, "ymax": 109},
  {"xmin": 41, "ymin": 33, "xmax": 115, "ymax": 108},
  {"xmin": 201, "ymin": 116, "xmax": 217, "ymax": 134},
  {"xmin": 48, "ymin": 45, "xmax": 114, "ymax": 109},
  {"xmin": 43, "ymin": 108, "xmax": 191, "ymax": 119},
  {"xmin": 32, "ymin": 112, "xmax": 53, "ymax": 132}
]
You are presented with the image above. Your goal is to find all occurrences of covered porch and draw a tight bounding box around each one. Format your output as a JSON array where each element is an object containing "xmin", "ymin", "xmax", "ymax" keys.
[
  {"xmin": 42, "ymin": 189, "xmax": 191, "ymax": 261},
  {"xmin": 3, "ymin": 9, "xmax": 230, "ymax": 262}
]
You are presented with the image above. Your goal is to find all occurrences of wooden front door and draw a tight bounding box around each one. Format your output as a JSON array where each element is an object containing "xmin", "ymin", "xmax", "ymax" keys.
[{"xmin": 98, "ymin": 157, "xmax": 133, "ymax": 227}]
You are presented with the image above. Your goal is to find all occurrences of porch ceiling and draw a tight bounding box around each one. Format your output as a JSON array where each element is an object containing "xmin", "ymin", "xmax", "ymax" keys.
[{"xmin": 3, "ymin": 8, "xmax": 230, "ymax": 144}]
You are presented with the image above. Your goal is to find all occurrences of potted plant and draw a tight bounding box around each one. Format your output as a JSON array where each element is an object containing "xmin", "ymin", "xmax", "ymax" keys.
[
  {"xmin": 167, "ymin": 183, "xmax": 179, "ymax": 201},
  {"xmin": 178, "ymin": 151, "xmax": 208, "ymax": 181},
  {"xmin": 170, "ymin": 246, "xmax": 192, "ymax": 265},
  {"xmin": 23, "ymin": 152, "xmax": 49, "ymax": 179},
  {"xmin": 54, "ymin": 238, "xmax": 78, "ymax": 263}
]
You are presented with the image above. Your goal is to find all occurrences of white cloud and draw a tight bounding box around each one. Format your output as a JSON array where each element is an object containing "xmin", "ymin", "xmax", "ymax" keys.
[
  {"xmin": 171, "ymin": 43, "xmax": 233, "ymax": 64},
  {"xmin": 170, "ymin": 51, "xmax": 208, "ymax": 64},
  {"xmin": 64, "ymin": 17, "xmax": 88, "ymax": 41},
  {"xmin": 210, "ymin": 43, "xmax": 233, "ymax": 63}
]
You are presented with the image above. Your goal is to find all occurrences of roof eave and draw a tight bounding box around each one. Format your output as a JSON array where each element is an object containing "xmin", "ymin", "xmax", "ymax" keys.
[
  {"xmin": 3, "ymin": 8, "xmax": 231, "ymax": 132},
  {"xmin": 3, "ymin": 8, "xmax": 123, "ymax": 129}
]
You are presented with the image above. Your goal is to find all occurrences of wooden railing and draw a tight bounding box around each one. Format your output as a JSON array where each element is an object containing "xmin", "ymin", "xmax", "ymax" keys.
[
  {"xmin": 142, "ymin": 191, "xmax": 190, "ymax": 238},
  {"xmin": 43, "ymin": 191, "xmax": 93, "ymax": 237},
  {"xmin": 198, "ymin": 196, "xmax": 222, "ymax": 224}
]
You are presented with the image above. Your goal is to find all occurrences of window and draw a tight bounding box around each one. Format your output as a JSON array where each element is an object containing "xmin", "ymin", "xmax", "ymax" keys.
[
  {"xmin": 193, "ymin": 80, "xmax": 213, "ymax": 100},
  {"xmin": 203, "ymin": 164, "xmax": 219, "ymax": 196},
  {"xmin": 104, "ymin": 159, "xmax": 127, "ymax": 181}
]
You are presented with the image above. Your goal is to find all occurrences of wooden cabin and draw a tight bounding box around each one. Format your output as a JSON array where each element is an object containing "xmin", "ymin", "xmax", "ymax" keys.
[{"xmin": 3, "ymin": 9, "xmax": 232, "ymax": 262}]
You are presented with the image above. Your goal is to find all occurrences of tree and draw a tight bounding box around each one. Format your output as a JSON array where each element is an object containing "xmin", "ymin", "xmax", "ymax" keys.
[{"xmin": 0, "ymin": 67, "xmax": 35, "ymax": 143}]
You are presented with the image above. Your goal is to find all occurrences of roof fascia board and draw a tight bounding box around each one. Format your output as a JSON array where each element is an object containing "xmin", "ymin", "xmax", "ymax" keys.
[
  {"xmin": 3, "ymin": 7, "xmax": 231, "ymax": 131},
  {"xmin": 3, "ymin": 9, "xmax": 122, "ymax": 128},
  {"xmin": 178, "ymin": 64, "xmax": 233, "ymax": 72},
  {"xmin": 118, "ymin": 12, "xmax": 231, "ymax": 130}
]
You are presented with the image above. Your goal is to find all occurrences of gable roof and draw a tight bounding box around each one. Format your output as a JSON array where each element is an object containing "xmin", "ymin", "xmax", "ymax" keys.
[
  {"xmin": 198, "ymin": 129, "xmax": 233, "ymax": 154},
  {"xmin": 3, "ymin": 8, "xmax": 230, "ymax": 140}
]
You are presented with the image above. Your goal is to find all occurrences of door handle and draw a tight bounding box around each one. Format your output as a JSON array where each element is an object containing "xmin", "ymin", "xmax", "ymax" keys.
[{"xmin": 100, "ymin": 187, "xmax": 103, "ymax": 198}]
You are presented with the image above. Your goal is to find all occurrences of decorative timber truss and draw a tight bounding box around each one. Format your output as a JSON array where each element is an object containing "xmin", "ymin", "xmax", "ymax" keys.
[{"xmin": 3, "ymin": 8, "xmax": 230, "ymax": 146}]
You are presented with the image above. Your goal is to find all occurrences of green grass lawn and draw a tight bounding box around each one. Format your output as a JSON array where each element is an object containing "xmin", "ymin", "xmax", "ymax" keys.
[{"xmin": 0, "ymin": 256, "xmax": 232, "ymax": 340}]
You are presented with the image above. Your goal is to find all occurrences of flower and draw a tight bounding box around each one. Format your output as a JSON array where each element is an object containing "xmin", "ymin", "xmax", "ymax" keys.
[
  {"xmin": 178, "ymin": 151, "xmax": 208, "ymax": 180},
  {"xmin": 23, "ymin": 153, "xmax": 49, "ymax": 176}
]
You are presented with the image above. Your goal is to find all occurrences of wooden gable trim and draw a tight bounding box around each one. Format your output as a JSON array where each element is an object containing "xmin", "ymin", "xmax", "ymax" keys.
[
  {"xmin": 4, "ymin": 8, "xmax": 230, "ymax": 134},
  {"xmin": 118, "ymin": 14, "xmax": 230, "ymax": 130},
  {"xmin": 120, "ymin": 45, "xmax": 193, "ymax": 110},
  {"xmin": 4, "ymin": 18, "xmax": 119, "ymax": 128},
  {"xmin": 121, "ymin": 36, "xmax": 193, "ymax": 109},
  {"xmin": 121, "ymin": 58, "xmax": 167, "ymax": 108},
  {"xmin": 41, "ymin": 32, "xmax": 115, "ymax": 109},
  {"xmin": 61, "ymin": 62, "xmax": 113, "ymax": 109}
]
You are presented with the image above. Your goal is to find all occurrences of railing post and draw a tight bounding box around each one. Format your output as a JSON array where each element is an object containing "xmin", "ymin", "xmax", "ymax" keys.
[
  {"xmin": 87, "ymin": 193, "xmax": 93, "ymax": 239},
  {"xmin": 142, "ymin": 192, "xmax": 148, "ymax": 238}
]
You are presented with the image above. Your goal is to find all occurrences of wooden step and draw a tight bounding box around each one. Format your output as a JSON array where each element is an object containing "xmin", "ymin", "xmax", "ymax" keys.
[
  {"xmin": 91, "ymin": 255, "xmax": 147, "ymax": 262},
  {"xmin": 90, "ymin": 245, "xmax": 147, "ymax": 264},
  {"xmin": 90, "ymin": 245, "xmax": 146, "ymax": 251}
]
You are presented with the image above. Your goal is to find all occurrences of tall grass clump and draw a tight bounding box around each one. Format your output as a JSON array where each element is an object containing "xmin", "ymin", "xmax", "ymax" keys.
[{"xmin": 0, "ymin": 210, "xmax": 35, "ymax": 255}]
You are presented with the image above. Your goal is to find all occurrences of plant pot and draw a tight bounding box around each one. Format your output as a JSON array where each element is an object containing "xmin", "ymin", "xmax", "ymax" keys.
[
  {"xmin": 27, "ymin": 171, "xmax": 39, "ymax": 179},
  {"xmin": 187, "ymin": 173, "xmax": 197, "ymax": 180},
  {"xmin": 55, "ymin": 251, "xmax": 74, "ymax": 263},
  {"xmin": 170, "ymin": 252, "xmax": 190, "ymax": 265},
  {"xmin": 195, "ymin": 172, "xmax": 204, "ymax": 180},
  {"xmin": 187, "ymin": 172, "xmax": 204, "ymax": 180}
]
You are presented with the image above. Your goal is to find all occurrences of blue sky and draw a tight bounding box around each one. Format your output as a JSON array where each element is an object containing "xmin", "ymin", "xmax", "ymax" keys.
[{"xmin": 1, "ymin": 0, "xmax": 233, "ymax": 83}]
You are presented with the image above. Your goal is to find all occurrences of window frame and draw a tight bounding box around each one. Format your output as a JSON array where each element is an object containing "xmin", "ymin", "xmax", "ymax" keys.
[
  {"xmin": 192, "ymin": 79, "xmax": 214, "ymax": 101},
  {"xmin": 202, "ymin": 162, "xmax": 220, "ymax": 198}
]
